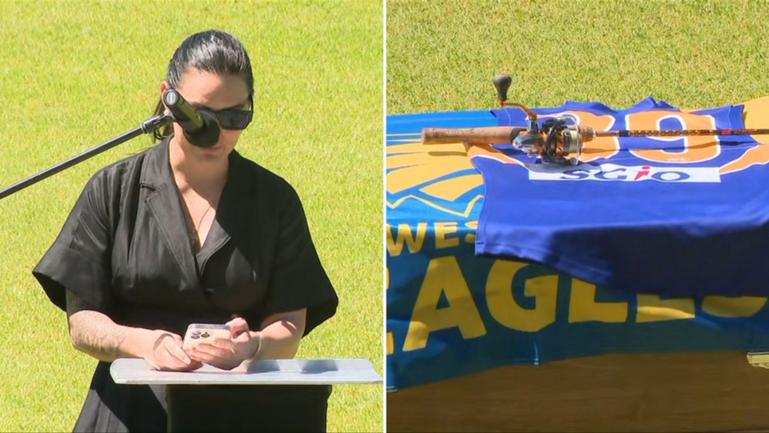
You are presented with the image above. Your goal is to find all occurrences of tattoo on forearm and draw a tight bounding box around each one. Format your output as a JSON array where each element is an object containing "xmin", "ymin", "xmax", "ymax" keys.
[{"xmin": 70, "ymin": 312, "xmax": 127, "ymax": 360}]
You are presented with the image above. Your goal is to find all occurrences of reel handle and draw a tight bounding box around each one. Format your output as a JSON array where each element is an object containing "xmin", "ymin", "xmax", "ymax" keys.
[
  {"xmin": 422, "ymin": 126, "xmax": 524, "ymax": 145},
  {"xmin": 492, "ymin": 75, "xmax": 513, "ymax": 105}
]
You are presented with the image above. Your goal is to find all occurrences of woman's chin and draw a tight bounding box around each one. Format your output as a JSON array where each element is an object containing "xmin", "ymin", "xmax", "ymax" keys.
[{"xmin": 192, "ymin": 144, "xmax": 229, "ymax": 160}]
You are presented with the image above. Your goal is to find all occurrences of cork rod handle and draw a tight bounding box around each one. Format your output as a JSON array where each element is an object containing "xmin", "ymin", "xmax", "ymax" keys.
[{"xmin": 422, "ymin": 127, "xmax": 522, "ymax": 145}]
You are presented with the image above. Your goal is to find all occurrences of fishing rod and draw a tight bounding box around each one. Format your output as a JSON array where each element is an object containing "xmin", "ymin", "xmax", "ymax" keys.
[{"xmin": 422, "ymin": 75, "xmax": 769, "ymax": 165}]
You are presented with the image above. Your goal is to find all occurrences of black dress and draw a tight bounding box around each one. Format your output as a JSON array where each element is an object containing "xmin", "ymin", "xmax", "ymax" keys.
[{"xmin": 32, "ymin": 138, "xmax": 339, "ymax": 432}]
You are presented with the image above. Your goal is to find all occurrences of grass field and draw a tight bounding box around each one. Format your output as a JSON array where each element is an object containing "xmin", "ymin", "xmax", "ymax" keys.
[
  {"xmin": 388, "ymin": 0, "xmax": 769, "ymax": 113},
  {"xmin": 0, "ymin": 1, "xmax": 382, "ymax": 432}
]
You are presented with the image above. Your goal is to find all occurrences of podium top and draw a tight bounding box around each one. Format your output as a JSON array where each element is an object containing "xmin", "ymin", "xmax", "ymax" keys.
[{"xmin": 110, "ymin": 358, "xmax": 382, "ymax": 385}]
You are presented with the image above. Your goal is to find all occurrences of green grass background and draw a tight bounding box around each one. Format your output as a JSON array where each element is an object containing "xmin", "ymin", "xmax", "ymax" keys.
[
  {"xmin": 388, "ymin": 0, "xmax": 769, "ymax": 114},
  {"xmin": 0, "ymin": 1, "xmax": 382, "ymax": 432}
]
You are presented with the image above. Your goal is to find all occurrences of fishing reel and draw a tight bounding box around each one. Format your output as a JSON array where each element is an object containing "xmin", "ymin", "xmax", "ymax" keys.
[
  {"xmin": 511, "ymin": 117, "xmax": 594, "ymax": 165},
  {"xmin": 421, "ymin": 75, "xmax": 596, "ymax": 164},
  {"xmin": 494, "ymin": 75, "xmax": 593, "ymax": 165}
]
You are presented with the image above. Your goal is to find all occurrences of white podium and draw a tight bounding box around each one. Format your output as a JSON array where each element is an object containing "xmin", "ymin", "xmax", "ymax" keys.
[
  {"xmin": 110, "ymin": 358, "xmax": 381, "ymax": 432},
  {"xmin": 111, "ymin": 358, "xmax": 382, "ymax": 385}
]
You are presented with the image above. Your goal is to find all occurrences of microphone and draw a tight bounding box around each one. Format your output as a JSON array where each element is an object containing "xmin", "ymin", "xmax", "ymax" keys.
[{"xmin": 161, "ymin": 89, "xmax": 221, "ymax": 147}]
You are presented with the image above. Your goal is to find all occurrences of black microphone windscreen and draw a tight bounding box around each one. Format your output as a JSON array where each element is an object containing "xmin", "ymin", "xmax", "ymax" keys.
[{"xmin": 184, "ymin": 110, "xmax": 220, "ymax": 148}]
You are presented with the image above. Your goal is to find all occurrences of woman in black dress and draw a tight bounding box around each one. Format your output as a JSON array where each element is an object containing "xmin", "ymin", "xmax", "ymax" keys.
[{"xmin": 32, "ymin": 30, "xmax": 338, "ymax": 432}]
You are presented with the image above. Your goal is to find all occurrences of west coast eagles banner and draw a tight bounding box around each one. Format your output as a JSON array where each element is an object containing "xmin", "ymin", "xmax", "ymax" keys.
[{"xmin": 386, "ymin": 99, "xmax": 769, "ymax": 390}]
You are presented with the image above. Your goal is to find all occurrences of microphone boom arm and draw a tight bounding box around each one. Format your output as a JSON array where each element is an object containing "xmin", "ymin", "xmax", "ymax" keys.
[{"xmin": 0, "ymin": 114, "xmax": 171, "ymax": 200}]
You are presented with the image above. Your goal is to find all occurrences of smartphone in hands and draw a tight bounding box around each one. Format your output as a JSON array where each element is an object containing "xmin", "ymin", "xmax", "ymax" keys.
[{"xmin": 182, "ymin": 323, "xmax": 231, "ymax": 351}]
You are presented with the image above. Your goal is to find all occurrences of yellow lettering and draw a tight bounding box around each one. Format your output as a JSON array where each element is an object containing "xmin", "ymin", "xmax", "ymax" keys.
[
  {"xmin": 636, "ymin": 294, "xmax": 695, "ymax": 322},
  {"xmin": 486, "ymin": 260, "xmax": 557, "ymax": 332},
  {"xmin": 403, "ymin": 257, "xmax": 486, "ymax": 351},
  {"xmin": 386, "ymin": 223, "xmax": 428, "ymax": 256},
  {"xmin": 569, "ymin": 279, "xmax": 627, "ymax": 323},
  {"xmin": 702, "ymin": 296, "xmax": 768, "ymax": 318},
  {"xmin": 434, "ymin": 222, "xmax": 460, "ymax": 249}
]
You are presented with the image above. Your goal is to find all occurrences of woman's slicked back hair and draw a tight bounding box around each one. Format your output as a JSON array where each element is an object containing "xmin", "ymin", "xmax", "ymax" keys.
[{"xmin": 152, "ymin": 30, "xmax": 254, "ymax": 141}]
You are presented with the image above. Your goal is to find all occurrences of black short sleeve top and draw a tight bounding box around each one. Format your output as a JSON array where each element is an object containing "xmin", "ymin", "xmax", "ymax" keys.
[{"xmin": 32, "ymin": 138, "xmax": 338, "ymax": 336}]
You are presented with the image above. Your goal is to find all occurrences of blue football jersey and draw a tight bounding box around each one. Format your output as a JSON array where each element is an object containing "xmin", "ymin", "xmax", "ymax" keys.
[{"xmin": 474, "ymin": 97, "xmax": 769, "ymax": 296}]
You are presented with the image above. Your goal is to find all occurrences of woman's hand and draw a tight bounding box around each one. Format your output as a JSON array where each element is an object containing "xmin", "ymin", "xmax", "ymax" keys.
[
  {"xmin": 186, "ymin": 317, "xmax": 260, "ymax": 370},
  {"xmin": 143, "ymin": 330, "xmax": 203, "ymax": 371},
  {"xmin": 67, "ymin": 309, "xmax": 203, "ymax": 370}
]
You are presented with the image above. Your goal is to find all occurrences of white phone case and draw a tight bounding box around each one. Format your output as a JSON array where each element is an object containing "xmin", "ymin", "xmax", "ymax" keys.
[{"xmin": 183, "ymin": 323, "xmax": 231, "ymax": 351}]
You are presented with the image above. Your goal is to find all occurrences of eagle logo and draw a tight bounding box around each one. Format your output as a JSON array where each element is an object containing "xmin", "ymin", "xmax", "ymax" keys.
[{"xmin": 386, "ymin": 132, "xmax": 484, "ymax": 219}]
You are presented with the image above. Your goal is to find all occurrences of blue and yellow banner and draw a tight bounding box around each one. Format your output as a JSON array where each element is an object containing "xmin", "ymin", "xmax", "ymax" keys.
[{"xmin": 386, "ymin": 103, "xmax": 769, "ymax": 391}]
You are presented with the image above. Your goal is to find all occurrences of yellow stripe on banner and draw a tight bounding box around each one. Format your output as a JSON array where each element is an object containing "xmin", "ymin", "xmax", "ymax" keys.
[
  {"xmin": 386, "ymin": 194, "xmax": 483, "ymax": 218},
  {"xmin": 636, "ymin": 295, "xmax": 695, "ymax": 322},
  {"xmin": 387, "ymin": 141, "xmax": 465, "ymax": 155},
  {"xmin": 701, "ymin": 296, "xmax": 768, "ymax": 318},
  {"xmin": 419, "ymin": 174, "xmax": 484, "ymax": 201},
  {"xmin": 387, "ymin": 155, "xmax": 475, "ymax": 193}
]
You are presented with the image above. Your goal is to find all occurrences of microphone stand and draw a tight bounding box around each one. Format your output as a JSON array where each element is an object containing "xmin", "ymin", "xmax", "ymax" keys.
[{"xmin": 0, "ymin": 114, "xmax": 172, "ymax": 200}]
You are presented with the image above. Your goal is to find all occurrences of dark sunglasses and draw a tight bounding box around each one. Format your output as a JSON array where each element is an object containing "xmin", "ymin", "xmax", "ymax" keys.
[{"xmin": 201, "ymin": 107, "xmax": 253, "ymax": 130}]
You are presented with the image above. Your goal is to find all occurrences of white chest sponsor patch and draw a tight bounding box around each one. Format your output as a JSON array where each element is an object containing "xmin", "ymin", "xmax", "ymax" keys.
[{"xmin": 527, "ymin": 163, "xmax": 721, "ymax": 183}]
